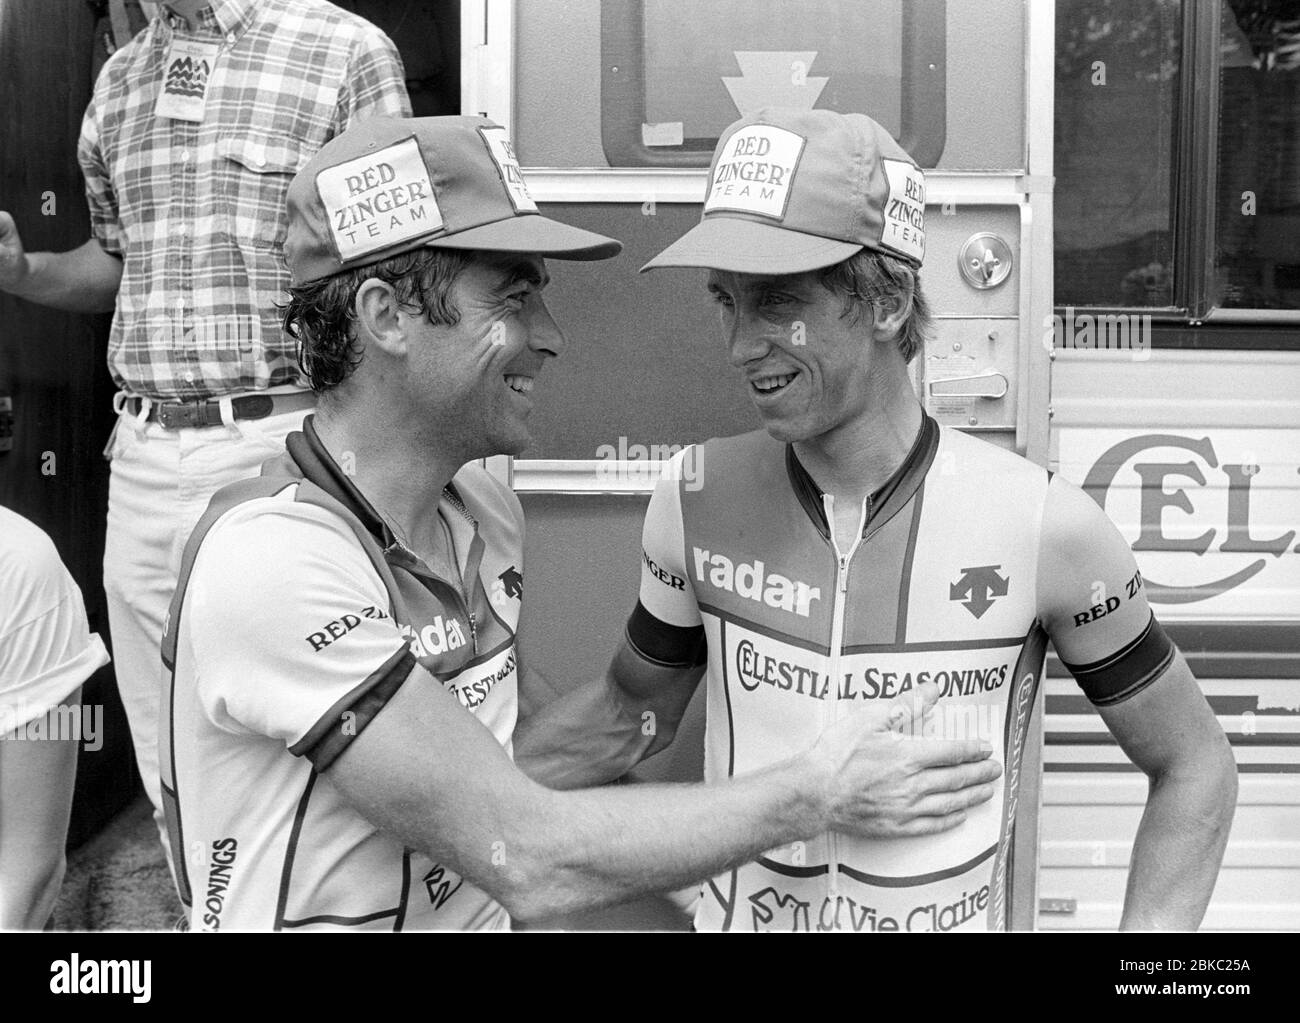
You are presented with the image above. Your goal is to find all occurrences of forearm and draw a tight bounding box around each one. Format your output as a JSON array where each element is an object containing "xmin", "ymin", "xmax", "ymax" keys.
[
  {"xmin": 514, "ymin": 644, "xmax": 700, "ymax": 790},
  {"xmin": 5, "ymin": 241, "xmax": 121, "ymax": 312},
  {"xmin": 514, "ymin": 676, "xmax": 665, "ymax": 790},
  {"xmin": 1120, "ymin": 743, "xmax": 1238, "ymax": 930},
  {"xmin": 502, "ymin": 753, "xmax": 824, "ymax": 922},
  {"xmin": 0, "ymin": 856, "xmax": 66, "ymax": 930},
  {"xmin": 0, "ymin": 725, "xmax": 80, "ymax": 929}
]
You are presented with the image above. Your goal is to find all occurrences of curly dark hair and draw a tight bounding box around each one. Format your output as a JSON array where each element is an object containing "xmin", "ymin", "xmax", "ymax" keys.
[
  {"xmin": 818, "ymin": 249, "xmax": 933, "ymax": 363},
  {"xmin": 282, "ymin": 248, "xmax": 473, "ymax": 392}
]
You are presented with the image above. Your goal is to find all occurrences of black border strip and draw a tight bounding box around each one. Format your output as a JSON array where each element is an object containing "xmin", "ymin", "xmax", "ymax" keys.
[
  {"xmin": 273, "ymin": 773, "xmax": 317, "ymax": 932},
  {"xmin": 280, "ymin": 907, "xmax": 401, "ymax": 929}
]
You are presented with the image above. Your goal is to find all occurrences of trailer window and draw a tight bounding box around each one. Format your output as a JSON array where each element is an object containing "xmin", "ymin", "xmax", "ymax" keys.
[
  {"xmin": 1214, "ymin": 0, "xmax": 1300, "ymax": 311},
  {"xmin": 598, "ymin": 0, "xmax": 946, "ymax": 167},
  {"xmin": 1054, "ymin": 0, "xmax": 1183, "ymax": 309}
]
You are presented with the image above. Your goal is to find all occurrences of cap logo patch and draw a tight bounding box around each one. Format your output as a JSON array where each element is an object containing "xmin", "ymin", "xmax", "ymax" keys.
[
  {"xmin": 315, "ymin": 136, "xmax": 444, "ymax": 263},
  {"xmin": 704, "ymin": 125, "xmax": 806, "ymax": 220},
  {"xmin": 479, "ymin": 126, "xmax": 538, "ymax": 213},
  {"xmin": 879, "ymin": 158, "xmax": 926, "ymax": 263}
]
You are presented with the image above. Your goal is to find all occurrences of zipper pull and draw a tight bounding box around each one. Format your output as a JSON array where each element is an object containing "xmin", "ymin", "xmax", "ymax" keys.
[
  {"xmin": 838, "ymin": 554, "xmax": 849, "ymax": 593},
  {"xmin": 467, "ymin": 610, "xmax": 478, "ymax": 655}
]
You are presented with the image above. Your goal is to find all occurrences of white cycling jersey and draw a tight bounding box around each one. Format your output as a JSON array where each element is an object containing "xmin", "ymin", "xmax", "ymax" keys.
[
  {"xmin": 161, "ymin": 418, "xmax": 524, "ymax": 931},
  {"xmin": 632, "ymin": 415, "xmax": 1173, "ymax": 932}
]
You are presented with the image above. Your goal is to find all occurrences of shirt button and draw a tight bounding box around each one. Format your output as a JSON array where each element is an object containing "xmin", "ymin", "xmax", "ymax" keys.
[
  {"xmin": 180, "ymin": 150, "xmax": 190, "ymax": 163},
  {"xmin": 184, "ymin": 372, "xmax": 195, "ymax": 383},
  {"xmin": 227, "ymin": 32, "xmax": 237, "ymax": 43}
]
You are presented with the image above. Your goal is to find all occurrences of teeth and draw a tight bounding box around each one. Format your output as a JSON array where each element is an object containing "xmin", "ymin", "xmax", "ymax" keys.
[
  {"xmin": 753, "ymin": 373, "xmax": 795, "ymax": 393},
  {"xmin": 504, "ymin": 374, "xmax": 534, "ymax": 394}
]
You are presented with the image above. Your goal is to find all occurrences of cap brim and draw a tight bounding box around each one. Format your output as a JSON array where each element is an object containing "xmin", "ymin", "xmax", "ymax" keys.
[
  {"xmin": 426, "ymin": 214, "xmax": 622, "ymax": 261},
  {"xmin": 640, "ymin": 218, "xmax": 862, "ymax": 274}
]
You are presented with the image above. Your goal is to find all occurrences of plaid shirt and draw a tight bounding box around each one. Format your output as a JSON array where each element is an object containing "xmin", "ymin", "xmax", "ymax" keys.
[{"xmin": 79, "ymin": 0, "xmax": 411, "ymax": 400}]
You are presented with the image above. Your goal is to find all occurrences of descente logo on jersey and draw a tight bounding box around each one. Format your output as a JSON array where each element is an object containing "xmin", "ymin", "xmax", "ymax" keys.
[
  {"xmin": 693, "ymin": 548, "xmax": 821, "ymax": 617},
  {"xmin": 400, "ymin": 615, "xmax": 468, "ymax": 659}
]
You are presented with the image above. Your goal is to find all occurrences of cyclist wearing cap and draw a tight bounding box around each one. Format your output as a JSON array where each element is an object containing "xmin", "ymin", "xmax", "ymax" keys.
[
  {"xmin": 515, "ymin": 108, "xmax": 1237, "ymax": 932},
  {"xmin": 162, "ymin": 115, "xmax": 980, "ymax": 931}
]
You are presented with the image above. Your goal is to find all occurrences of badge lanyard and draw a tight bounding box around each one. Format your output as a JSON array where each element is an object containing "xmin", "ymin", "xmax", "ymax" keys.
[{"xmin": 154, "ymin": 36, "xmax": 223, "ymax": 123}]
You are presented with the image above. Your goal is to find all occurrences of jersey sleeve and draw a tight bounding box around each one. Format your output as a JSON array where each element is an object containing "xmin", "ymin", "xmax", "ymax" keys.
[
  {"xmin": 626, "ymin": 448, "xmax": 706, "ymax": 667},
  {"xmin": 184, "ymin": 500, "xmax": 414, "ymax": 771},
  {"xmin": 0, "ymin": 522, "xmax": 109, "ymax": 732},
  {"xmin": 1036, "ymin": 475, "xmax": 1176, "ymax": 706}
]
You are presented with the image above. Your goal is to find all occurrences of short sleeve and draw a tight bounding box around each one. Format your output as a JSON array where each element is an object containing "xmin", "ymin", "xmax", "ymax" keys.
[
  {"xmin": 1037, "ymin": 475, "xmax": 1175, "ymax": 706},
  {"xmin": 76, "ymin": 97, "xmax": 125, "ymax": 257},
  {"xmin": 335, "ymin": 27, "xmax": 413, "ymax": 129},
  {"xmin": 0, "ymin": 514, "xmax": 109, "ymax": 732},
  {"xmin": 637, "ymin": 448, "xmax": 702, "ymax": 628},
  {"xmin": 184, "ymin": 500, "xmax": 413, "ymax": 770}
]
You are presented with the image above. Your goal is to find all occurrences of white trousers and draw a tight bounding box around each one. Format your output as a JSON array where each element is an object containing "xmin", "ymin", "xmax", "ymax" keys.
[{"xmin": 102, "ymin": 401, "xmax": 309, "ymax": 861}]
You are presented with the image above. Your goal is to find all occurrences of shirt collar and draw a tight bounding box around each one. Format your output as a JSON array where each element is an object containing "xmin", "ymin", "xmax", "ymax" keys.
[
  {"xmin": 785, "ymin": 411, "xmax": 939, "ymax": 541},
  {"xmin": 161, "ymin": 0, "xmax": 258, "ymax": 38},
  {"xmin": 284, "ymin": 415, "xmax": 468, "ymax": 555}
]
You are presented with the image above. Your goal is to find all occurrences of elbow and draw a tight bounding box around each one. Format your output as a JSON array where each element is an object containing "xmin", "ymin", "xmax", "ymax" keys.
[{"xmin": 490, "ymin": 854, "xmax": 566, "ymax": 925}]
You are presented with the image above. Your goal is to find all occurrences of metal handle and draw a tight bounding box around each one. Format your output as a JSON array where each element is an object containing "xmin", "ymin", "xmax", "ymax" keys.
[{"xmin": 927, "ymin": 371, "xmax": 1009, "ymax": 400}]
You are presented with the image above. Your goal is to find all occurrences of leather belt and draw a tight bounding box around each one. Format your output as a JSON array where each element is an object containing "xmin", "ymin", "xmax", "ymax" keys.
[{"xmin": 124, "ymin": 391, "xmax": 315, "ymax": 430}]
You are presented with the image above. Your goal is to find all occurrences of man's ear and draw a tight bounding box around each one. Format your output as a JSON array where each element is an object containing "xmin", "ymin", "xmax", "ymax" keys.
[
  {"xmin": 871, "ymin": 280, "xmax": 914, "ymax": 347},
  {"xmin": 354, "ymin": 278, "xmax": 407, "ymax": 359}
]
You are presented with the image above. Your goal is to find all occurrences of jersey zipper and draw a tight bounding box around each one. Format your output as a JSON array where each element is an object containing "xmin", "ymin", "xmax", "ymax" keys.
[
  {"xmin": 442, "ymin": 487, "xmax": 481, "ymax": 656},
  {"xmin": 382, "ymin": 488, "xmax": 482, "ymax": 657},
  {"xmin": 820, "ymin": 492, "xmax": 871, "ymax": 914}
]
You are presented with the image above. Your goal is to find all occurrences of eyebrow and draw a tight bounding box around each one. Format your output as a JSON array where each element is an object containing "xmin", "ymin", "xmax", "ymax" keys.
[{"xmin": 495, "ymin": 261, "xmax": 549, "ymax": 291}]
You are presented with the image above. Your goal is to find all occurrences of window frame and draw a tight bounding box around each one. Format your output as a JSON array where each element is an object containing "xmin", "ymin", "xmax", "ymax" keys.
[{"xmin": 1055, "ymin": 0, "xmax": 1300, "ymax": 342}]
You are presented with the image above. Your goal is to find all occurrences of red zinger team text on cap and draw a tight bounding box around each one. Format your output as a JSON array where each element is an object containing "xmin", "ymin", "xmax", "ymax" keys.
[
  {"xmin": 642, "ymin": 108, "xmax": 927, "ymax": 275},
  {"xmin": 284, "ymin": 115, "xmax": 622, "ymax": 285}
]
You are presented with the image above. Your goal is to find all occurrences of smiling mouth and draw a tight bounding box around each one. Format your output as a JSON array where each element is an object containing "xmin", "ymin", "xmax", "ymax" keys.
[
  {"xmin": 504, "ymin": 374, "xmax": 534, "ymax": 395},
  {"xmin": 751, "ymin": 371, "xmax": 798, "ymax": 397}
]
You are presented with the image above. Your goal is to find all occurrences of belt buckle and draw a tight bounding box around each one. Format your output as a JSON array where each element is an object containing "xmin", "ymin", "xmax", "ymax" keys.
[{"xmin": 157, "ymin": 402, "xmax": 205, "ymax": 430}]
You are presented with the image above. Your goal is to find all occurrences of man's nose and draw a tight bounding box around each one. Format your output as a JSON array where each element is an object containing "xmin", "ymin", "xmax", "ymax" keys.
[
  {"xmin": 526, "ymin": 293, "xmax": 568, "ymax": 359},
  {"xmin": 726, "ymin": 307, "xmax": 772, "ymax": 368}
]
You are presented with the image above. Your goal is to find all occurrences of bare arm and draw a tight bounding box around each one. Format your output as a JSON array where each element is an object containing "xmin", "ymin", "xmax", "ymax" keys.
[
  {"xmin": 0, "ymin": 690, "xmax": 82, "ymax": 930},
  {"xmin": 0, "ymin": 214, "xmax": 121, "ymax": 313},
  {"xmin": 1039, "ymin": 478, "xmax": 1237, "ymax": 930},
  {"xmin": 328, "ymin": 669, "xmax": 998, "ymax": 924},
  {"xmin": 1099, "ymin": 653, "xmax": 1237, "ymax": 930},
  {"xmin": 513, "ymin": 633, "xmax": 703, "ymax": 790}
]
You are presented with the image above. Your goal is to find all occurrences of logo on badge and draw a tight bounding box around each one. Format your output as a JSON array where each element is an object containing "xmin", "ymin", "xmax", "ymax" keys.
[{"xmin": 164, "ymin": 56, "xmax": 209, "ymax": 98}]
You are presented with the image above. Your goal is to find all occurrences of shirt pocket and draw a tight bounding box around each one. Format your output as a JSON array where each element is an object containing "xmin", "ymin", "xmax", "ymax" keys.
[{"xmin": 217, "ymin": 131, "xmax": 311, "ymax": 249}]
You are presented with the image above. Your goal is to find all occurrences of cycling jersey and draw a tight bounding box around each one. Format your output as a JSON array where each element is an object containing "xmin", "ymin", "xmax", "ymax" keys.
[
  {"xmin": 634, "ymin": 414, "xmax": 1172, "ymax": 932},
  {"xmin": 160, "ymin": 417, "xmax": 524, "ymax": 931}
]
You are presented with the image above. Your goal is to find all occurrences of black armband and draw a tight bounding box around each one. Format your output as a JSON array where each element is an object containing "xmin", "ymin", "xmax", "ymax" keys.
[
  {"xmin": 1063, "ymin": 612, "xmax": 1176, "ymax": 707},
  {"xmin": 626, "ymin": 600, "xmax": 707, "ymax": 668}
]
